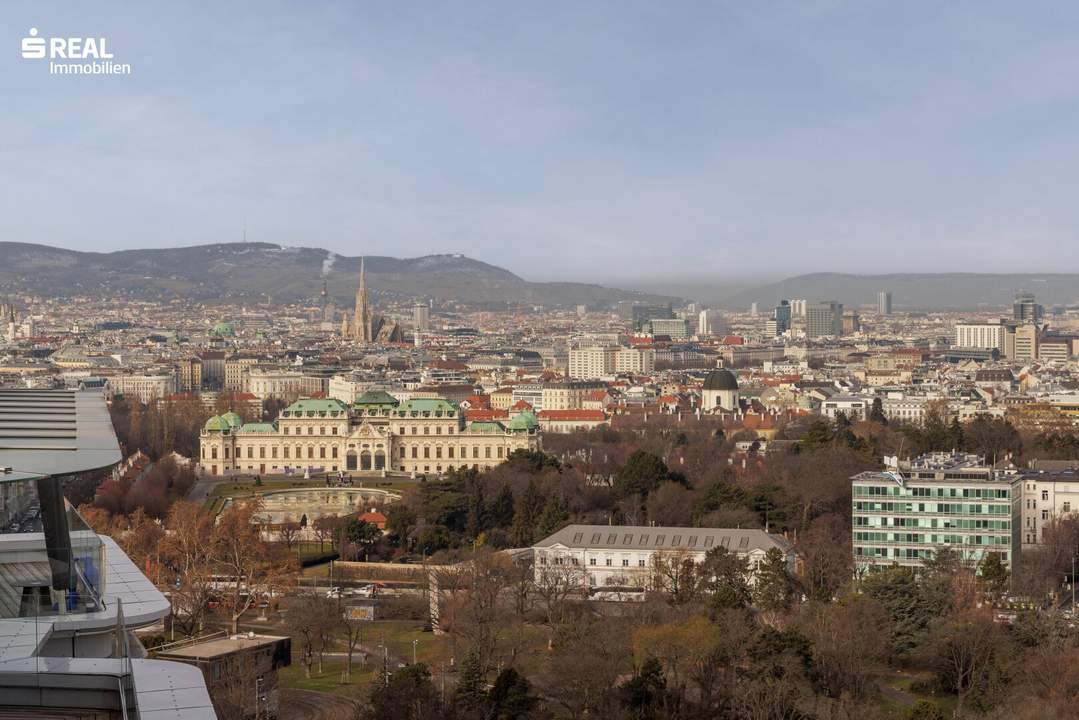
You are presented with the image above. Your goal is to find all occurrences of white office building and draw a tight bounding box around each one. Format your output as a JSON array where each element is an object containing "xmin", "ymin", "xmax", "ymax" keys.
[{"xmin": 533, "ymin": 524, "xmax": 793, "ymax": 591}]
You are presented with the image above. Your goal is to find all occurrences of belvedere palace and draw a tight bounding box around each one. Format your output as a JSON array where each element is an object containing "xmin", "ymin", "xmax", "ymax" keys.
[{"xmin": 199, "ymin": 391, "xmax": 540, "ymax": 476}]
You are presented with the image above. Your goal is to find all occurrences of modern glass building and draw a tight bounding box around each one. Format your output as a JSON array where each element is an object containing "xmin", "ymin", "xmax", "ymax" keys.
[
  {"xmin": 0, "ymin": 390, "xmax": 216, "ymax": 719},
  {"xmin": 852, "ymin": 452, "xmax": 1022, "ymax": 574}
]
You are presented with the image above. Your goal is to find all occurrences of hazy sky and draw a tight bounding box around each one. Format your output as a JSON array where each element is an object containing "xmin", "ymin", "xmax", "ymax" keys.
[{"xmin": 4, "ymin": 2, "xmax": 1079, "ymax": 283}]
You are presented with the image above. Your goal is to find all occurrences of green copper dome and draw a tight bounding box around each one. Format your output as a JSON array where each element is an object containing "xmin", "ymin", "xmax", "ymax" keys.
[
  {"xmin": 220, "ymin": 411, "xmax": 244, "ymax": 429},
  {"xmin": 507, "ymin": 411, "xmax": 539, "ymax": 431},
  {"xmin": 204, "ymin": 415, "xmax": 227, "ymax": 431},
  {"xmin": 211, "ymin": 321, "xmax": 235, "ymax": 336}
]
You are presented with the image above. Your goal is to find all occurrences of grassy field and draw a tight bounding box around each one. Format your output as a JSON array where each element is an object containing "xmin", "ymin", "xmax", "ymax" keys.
[
  {"xmin": 276, "ymin": 619, "xmax": 454, "ymax": 697},
  {"xmin": 871, "ymin": 669, "xmax": 956, "ymax": 718}
]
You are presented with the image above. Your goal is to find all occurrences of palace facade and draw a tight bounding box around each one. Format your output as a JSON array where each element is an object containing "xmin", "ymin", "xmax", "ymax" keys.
[{"xmin": 199, "ymin": 392, "xmax": 540, "ymax": 476}]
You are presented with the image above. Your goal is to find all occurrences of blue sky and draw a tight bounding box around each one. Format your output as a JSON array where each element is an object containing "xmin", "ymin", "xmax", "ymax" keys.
[{"xmin": 3, "ymin": 1, "xmax": 1079, "ymax": 283}]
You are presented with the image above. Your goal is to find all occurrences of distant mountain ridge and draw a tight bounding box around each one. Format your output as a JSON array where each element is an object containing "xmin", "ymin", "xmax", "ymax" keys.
[
  {"xmin": 0, "ymin": 242, "xmax": 674, "ymax": 306},
  {"xmin": 724, "ymin": 272, "xmax": 1079, "ymax": 310}
]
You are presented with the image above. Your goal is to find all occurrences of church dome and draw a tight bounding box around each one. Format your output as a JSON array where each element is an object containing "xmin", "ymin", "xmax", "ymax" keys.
[{"xmin": 703, "ymin": 369, "xmax": 738, "ymax": 391}]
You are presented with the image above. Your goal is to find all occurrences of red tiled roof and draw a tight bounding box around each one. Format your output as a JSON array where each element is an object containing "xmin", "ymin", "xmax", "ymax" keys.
[
  {"xmin": 538, "ymin": 409, "xmax": 607, "ymax": 421},
  {"xmin": 465, "ymin": 408, "xmax": 509, "ymax": 421},
  {"xmin": 510, "ymin": 399, "xmax": 534, "ymax": 411}
]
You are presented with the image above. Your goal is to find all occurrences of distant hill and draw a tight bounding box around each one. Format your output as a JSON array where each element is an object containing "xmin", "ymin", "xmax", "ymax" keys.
[
  {"xmin": 724, "ymin": 273, "xmax": 1079, "ymax": 311},
  {"xmin": 0, "ymin": 242, "xmax": 676, "ymax": 306}
]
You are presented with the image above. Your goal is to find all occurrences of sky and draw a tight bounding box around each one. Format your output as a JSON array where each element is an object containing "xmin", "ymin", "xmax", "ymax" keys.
[{"xmin": 4, "ymin": 2, "xmax": 1079, "ymax": 285}]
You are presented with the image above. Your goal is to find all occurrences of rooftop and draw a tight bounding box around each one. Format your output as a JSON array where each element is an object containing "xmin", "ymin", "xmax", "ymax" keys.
[{"xmin": 535, "ymin": 524, "xmax": 791, "ymax": 554}]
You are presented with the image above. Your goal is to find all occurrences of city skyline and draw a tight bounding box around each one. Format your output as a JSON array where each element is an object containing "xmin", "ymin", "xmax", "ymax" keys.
[{"xmin": 6, "ymin": 1, "xmax": 1079, "ymax": 283}]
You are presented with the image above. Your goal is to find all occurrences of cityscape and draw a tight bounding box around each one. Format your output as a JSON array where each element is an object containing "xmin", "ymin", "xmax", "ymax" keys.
[{"xmin": 6, "ymin": 3, "xmax": 1079, "ymax": 720}]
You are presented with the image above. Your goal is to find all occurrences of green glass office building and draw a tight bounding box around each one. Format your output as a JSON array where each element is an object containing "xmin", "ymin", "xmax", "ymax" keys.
[{"xmin": 852, "ymin": 452, "xmax": 1022, "ymax": 573}]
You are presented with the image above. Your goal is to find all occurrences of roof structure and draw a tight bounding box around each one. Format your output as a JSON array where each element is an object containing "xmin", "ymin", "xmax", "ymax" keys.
[
  {"xmin": 535, "ymin": 524, "xmax": 791, "ymax": 554},
  {"xmin": 282, "ymin": 398, "xmax": 349, "ymax": 416},
  {"xmin": 703, "ymin": 369, "xmax": 739, "ymax": 391},
  {"xmin": 0, "ymin": 390, "xmax": 121, "ymax": 476}
]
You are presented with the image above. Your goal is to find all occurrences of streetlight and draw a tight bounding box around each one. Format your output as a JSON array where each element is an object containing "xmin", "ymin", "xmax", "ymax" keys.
[{"xmin": 412, "ymin": 639, "xmax": 418, "ymax": 665}]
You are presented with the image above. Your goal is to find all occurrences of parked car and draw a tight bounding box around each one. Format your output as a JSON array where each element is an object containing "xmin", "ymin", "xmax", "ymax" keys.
[{"xmin": 325, "ymin": 587, "xmax": 343, "ymax": 599}]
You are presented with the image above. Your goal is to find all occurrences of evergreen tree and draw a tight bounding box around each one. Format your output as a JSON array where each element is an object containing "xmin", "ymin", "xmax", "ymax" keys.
[
  {"xmin": 613, "ymin": 450, "xmax": 670, "ymax": 499},
  {"xmin": 488, "ymin": 667, "xmax": 538, "ymax": 719},
  {"xmin": 452, "ymin": 650, "xmax": 487, "ymax": 717},
  {"xmin": 798, "ymin": 420, "xmax": 834, "ymax": 452},
  {"xmin": 618, "ymin": 656, "xmax": 668, "ymax": 720},
  {"xmin": 699, "ymin": 545, "xmax": 752, "ymax": 611},
  {"xmin": 464, "ymin": 476, "xmax": 487, "ymax": 539},
  {"xmin": 947, "ymin": 417, "xmax": 965, "ymax": 451},
  {"xmin": 752, "ymin": 547, "xmax": 793, "ymax": 611},
  {"xmin": 369, "ymin": 663, "xmax": 441, "ymax": 720},
  {"xmin": 489, "ymin": 484, "xmax": 516, "ymax": 528},
  {"xmin": 510, "ymin": 478, "xmax": 544, "ymax": 545},
  {"xmin": 870, "ymin": 397, "xmax": 888, "ymax": 425},
  {"xmin": 534, "ymin": 493, "xmax": 569, "ymax": 539},
  {"xmin": 978, "ymin": 551, "xmax": 1009, "ymax": 594}
]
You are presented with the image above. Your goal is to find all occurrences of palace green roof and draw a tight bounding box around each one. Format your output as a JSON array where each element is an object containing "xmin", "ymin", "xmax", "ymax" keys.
[
  {"xmin": 467, "ymin": 421, "xmax": 506, "ymax": 433},
  {"xmin": 204, "ymin": 415, "xmax": 227, "ymax": 431},
  {"xmin": 354, "ymin": 390, "xmax": 400, "ymax": 406},
  {"xmin": 282, "ymin": 398, "xmax": 350, "ymax": 417},
  {"xmin": 506, "ymin": 411, "xmax": 539, "ymax": 431},
  {"xmin": 220, "ymin": 411, "xmax": 244, "ymax": 429},
  {"xmin": 239, "ymin": 422, "xmax": 277, "ymax": 433},
  {"xmin": 393, "ymin": 398, "xmax": 459, "ymax": 417}
]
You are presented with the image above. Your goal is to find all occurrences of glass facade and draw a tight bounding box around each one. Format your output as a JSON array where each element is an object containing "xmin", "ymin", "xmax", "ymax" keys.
[
  {"xmin": 852, "ymin": 472, "xmax": 1022, "ymax": 572},
  {"xmin": 0, "ymin": 473, "xmax": 106, "ymax": 618}
]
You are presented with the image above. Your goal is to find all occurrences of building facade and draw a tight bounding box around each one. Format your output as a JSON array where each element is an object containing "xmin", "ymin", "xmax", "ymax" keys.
[
  {"xmin": 806, "ymin": 301, "xmax": 844, "ymax": 338},
  {"xmin": 533, "ymin": 524, "xmax": 794, "ymax": 591},
  {"xmin": 200, "ymin": 394, "xmax": 540, "ymax": 476},
  {"xmin": 852, "ymin": 452, "xmax": 1021, "ymax": 573}
]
